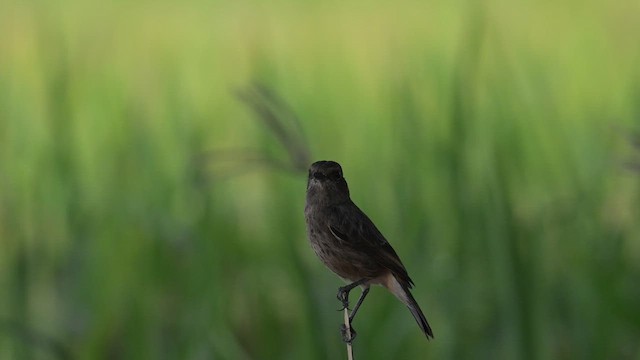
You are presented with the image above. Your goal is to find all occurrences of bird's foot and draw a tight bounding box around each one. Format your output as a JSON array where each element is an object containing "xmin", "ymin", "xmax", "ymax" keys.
[
  {"xmin": 340, "ymin": 323, "xmax": 357, "ymax": 344},
  {"xmin": 336, "ymin": 286, "xmax": 350, "ymax": 311}
]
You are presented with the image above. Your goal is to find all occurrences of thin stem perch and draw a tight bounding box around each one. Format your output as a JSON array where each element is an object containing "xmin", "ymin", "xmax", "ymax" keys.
[{"xmin": 343, "ymin": 308, "xmax": 354, "ymax": 360}]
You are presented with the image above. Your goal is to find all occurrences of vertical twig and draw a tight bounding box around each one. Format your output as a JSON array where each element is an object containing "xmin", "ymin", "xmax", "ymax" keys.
[{"xmin": 343, "ymin": 309, "xmax": 354, "ymax": 360}]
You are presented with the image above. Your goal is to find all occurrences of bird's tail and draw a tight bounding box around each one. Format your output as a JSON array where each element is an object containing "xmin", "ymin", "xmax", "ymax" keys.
[{"xmin": 384, "ymin": 274, "xmax": 434, "ymax": 339}]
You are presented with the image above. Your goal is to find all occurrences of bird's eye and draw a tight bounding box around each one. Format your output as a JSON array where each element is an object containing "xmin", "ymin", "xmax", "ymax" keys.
[{"xmin": 313, "ymin": 172, "xmax": 327, "ymax": 180}]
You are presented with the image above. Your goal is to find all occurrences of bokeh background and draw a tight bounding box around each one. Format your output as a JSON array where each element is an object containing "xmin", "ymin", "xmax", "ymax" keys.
[{"xmin": 2, "ymin": 0, "xmax": 640, "ymax": 359}]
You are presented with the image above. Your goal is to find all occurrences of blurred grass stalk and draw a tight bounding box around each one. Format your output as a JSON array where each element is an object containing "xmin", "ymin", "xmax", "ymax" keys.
[{"xmin": 1, "ymin": 0, "xmax": 640, "ymax": 359}]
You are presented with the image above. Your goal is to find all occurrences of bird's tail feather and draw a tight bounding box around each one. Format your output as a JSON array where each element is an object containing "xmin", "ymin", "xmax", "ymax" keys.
[{"xmin": 385, "ymin": 274, "xmax": 434, "ymax": 339}]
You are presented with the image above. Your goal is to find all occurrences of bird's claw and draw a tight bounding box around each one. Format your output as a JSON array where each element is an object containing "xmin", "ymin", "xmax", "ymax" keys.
[
  {"xmin": 336, "ymin": 300, "xmax": 350, "ymax": 312},
  {"xmin": 340, "ymin": 324, "xmax": 357, "ymax": 344},
  {"xmin": 336, "ymin": 287, "xmax": 350, "ymax": 312}
]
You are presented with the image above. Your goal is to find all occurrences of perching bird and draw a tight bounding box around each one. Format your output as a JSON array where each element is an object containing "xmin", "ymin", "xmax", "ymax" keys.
[{"xmin": 304, "ymin": 160, "xmax": 433, "ymax": 341}]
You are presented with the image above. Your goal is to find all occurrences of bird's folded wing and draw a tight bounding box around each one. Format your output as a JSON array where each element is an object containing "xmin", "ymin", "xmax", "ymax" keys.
[{"xmin": 328, "ymin": 204, "xmax": 415, "ymax": 288}]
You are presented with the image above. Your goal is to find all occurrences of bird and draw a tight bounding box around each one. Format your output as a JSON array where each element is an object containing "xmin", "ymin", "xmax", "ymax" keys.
[{"xmin": 304, "ymin": 160, "xmax": 433, "ymax": 342}]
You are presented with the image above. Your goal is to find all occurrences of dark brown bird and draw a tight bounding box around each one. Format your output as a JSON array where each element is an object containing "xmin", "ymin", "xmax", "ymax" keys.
[{"xmin": 304, "ymin": 160, "xmax": 433, "ymax": 340}]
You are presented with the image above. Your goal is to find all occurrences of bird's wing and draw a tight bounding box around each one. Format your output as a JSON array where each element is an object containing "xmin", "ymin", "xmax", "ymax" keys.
[{"xmin": 328, "ymin": 202, "xmax": 415, "ymax": 288}]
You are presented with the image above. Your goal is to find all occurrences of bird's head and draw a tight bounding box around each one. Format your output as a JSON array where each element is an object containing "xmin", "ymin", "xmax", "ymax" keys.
[{"xmin": 306, "ymin": 160, "xmax": 350, "ymax": 203}]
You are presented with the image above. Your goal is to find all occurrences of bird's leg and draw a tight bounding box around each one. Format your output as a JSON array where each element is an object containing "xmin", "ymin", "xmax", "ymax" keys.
[
  {"xmin": 336, "ymin": 278, "xmax": 368, "ymax": 311},
  {"xmin": 348, "ymin": 286, "xmax": 370, "ymax": 323},
  {"xmin": 336, "ymin": 279, "xmax": 368, "ymax": 344},
  {"xmin": 339, "ymin": 285, "xmax": 370, "ymax": 343}
]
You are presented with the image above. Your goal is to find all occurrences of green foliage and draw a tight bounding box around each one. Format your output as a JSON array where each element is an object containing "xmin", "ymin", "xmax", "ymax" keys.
[{"xmin": 1, "ymin": 1, "xmax": 639, "ymax": 359}]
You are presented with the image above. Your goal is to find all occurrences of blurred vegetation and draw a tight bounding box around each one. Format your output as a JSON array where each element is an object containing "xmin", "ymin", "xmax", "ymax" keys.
[{"xmin": 1, "ymin": 0, "xmax": 640, "ymax": 359}]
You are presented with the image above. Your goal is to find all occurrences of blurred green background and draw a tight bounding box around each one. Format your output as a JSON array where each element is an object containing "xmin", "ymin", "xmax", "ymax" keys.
[{"xmin": 2, "ymin": 0, "xmax": 640, "ymax": 359}]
